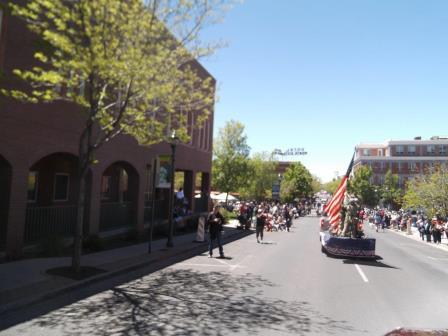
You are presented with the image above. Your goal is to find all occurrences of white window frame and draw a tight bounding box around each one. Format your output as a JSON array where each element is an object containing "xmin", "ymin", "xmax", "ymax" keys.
[
  {"xmin": 53, "ymin": 173, "xmax": 70, "ymax": 202},
  {"xmin": 362, "ymin": 149, "xmax": 370, "ymax": 156},
  {"xmin": 396, "ymin": 145, "xmax": 404, "ymax": 155},
  {"xmin": 407, "ymin": 145, "xmax": 416, "ymax": 155},
  {"xmin": 427, "ymin": 145, "xmax": 435, "ymax": 154},
  {"xmin": 439, "ymin": 145, "xmax": 446, "ymax": 155}
]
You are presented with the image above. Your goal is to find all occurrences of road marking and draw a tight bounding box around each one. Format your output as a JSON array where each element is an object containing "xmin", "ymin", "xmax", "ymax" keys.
[
  {"xmin": 355, "ymin": 264, "xmax": 369, "ymax": 283},
  {"xmin": 427, "ymin": 256, "xmax": 448, "ymax": 261}
]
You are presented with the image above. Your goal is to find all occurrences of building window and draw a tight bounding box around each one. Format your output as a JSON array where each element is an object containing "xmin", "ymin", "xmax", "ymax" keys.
[
  {"xmin": 396, "ymin": 145, "xmax": 404, "ymax": 155},
  {"xmin": 407, "ymin": 145, "xmax": 416, "ymax": 155},
  {"xmin": 101, "ymin": 176, "xmax": 112, "ymax": 200},
  {"xmin": 427, "ymin": 145, "xmax": 435, "ymax": 154},
  {"xmin": 362, "ymin": 149, "xmax": 370, "ymax": 156},
  {"xmin": 439, "ymin": 145, "xmax": 446, "ymax": 155},
  {"xmin": 408, "ymin": 162, "xmax": 417, "ymax": 172},
  {"xmin": 119, "ymin": 169, "xmax": 128, "ymax": 202},
  {"xmin": 54, "ymin": 173, "xmax": 70, "ymax": 201},
  {"xmin": 27, "ymin": 171, "xmax": 38, "ymax": 202},
  {"xmin": 397, "ymin": 162, "xmax": 402, "ymax": 172}
]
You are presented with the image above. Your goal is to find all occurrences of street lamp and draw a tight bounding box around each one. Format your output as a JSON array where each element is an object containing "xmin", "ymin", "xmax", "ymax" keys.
[{"xmin": 166, "ymin": 129, "xmax": 179, "ymax": 248}]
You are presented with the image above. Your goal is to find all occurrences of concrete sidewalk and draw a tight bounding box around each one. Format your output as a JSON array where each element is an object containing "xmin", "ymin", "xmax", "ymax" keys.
[
  {"xmin": 387, "ymin": 225, "xmax": 448, "ymax": 252},
  {"xmin": 0, "ymin": 222, "xmax": 247, "ymax": 316}
]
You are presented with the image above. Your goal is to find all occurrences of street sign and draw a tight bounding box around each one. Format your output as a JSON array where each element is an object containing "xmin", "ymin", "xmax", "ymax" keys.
[{"xmin": 273, "ymin": 147, "xmax": 308, "ymax": 157}]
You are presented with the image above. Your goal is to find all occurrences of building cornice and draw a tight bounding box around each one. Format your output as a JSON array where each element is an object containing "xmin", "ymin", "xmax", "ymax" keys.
[{"xmin": 355, "ymin": 156, "xmax": 448, "ymax": 162}]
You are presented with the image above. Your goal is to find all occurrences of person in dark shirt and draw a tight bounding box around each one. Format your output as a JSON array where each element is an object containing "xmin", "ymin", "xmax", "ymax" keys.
[
  {"xmin": 256, "ymin": 209, "xmax": 266, "ymax": 243},
  {"xmin": 207, "ymin": 205, "xmax": 225, "ymax": 258}
]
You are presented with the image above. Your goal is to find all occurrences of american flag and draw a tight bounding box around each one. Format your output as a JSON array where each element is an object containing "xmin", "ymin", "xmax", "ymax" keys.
[{"xmin": 324, "ymin": 153, "xmax": 355, "ymax": 227}]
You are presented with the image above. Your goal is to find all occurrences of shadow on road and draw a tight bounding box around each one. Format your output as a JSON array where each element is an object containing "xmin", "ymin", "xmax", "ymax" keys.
[
  {"xmin": 343, "ymin": 259, "xmax": 400, "ymax": 269},
  {"xmin": 17, "ymin": 269, "xmax": 362, "ymax": 335}
]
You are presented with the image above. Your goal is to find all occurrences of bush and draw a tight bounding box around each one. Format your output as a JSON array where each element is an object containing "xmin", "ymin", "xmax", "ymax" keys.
[
  {"xmin": 83, "ymin": 234, "xmax": 104, "ymax": 252},
  {"xmin": 221, "ymin": 208, "xmax": 237, "ymax": 223},
  {"xmin": 39, "ymin": 234, "xmax": 65, "ymax": 257}
]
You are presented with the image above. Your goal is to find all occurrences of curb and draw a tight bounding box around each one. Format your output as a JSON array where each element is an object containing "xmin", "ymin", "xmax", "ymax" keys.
[
  {"xmin": 0, "ymin": 228, "xmax": 251, "ymax": 318},
  {"xmin": 387, "ymin": 228, "xmax": 448, "ymax": 252}
]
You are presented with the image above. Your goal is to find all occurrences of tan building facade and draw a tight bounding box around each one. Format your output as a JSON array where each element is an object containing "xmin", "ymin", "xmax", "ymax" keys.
[{"xmin": 355, "ymin": 136, "xmax": 448, "ymax": 187}]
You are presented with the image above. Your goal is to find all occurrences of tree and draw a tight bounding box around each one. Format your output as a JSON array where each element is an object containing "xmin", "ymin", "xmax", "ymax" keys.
[
  {"xmin": 348, "ymin": 166, "xmax": 379, "ymax": 207},
  {"xmin": 322, "ymin": 177, "xmax": 343, "ymax": 194},
  {"xmin": 380, "ymin": 170, "xmax": 402, "ymax": 210},
  {"xmin": 212, "ymin": 120, "xmax": 251, "ymax": 202},
  {"xmin": 239, "ymin": 152, "xmax": 278, "ymax": 201},
  {"xmin": 280, "ymin": 162, "xmax": 313, "ymax": 202},
  {"xmin": 403, "ymin": 167, "xmax": 448, "ymax": 218},
  {"xmin": 3, "ymin": 0, "xmax": 228, "ymax": 272},
  {"xmin": 311, "ymin": 175, "xmax": 323, "ymax": 194}
]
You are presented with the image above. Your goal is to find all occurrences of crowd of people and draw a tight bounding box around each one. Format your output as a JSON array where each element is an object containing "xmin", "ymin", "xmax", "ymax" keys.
[
  {"xmin": 234, "ymin": 200, "xmax": 316, "ymax": 242},
  {"xmin": 364, "ymin": 208, "xmax": 448, "ymax": 244},
  {"xmin": 206, "ymin": 200, "xmax": 315, "ymax": 257}
]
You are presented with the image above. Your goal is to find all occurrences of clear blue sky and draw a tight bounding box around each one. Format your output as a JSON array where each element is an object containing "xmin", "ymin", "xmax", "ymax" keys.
[{"xmin": 200, "ymin": 0, "xmax": 448, "ymax": 182}]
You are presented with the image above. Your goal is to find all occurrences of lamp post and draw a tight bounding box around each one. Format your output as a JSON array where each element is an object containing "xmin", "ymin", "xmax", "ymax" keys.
[{"xmin": 167, "ymin": 130, "xmax": 179, "ymax": 248}]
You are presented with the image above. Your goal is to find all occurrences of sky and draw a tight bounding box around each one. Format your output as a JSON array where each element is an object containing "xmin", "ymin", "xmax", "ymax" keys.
[{"xmin": 200, "ymin": 0, "xmax": 448, "ymax": 182}]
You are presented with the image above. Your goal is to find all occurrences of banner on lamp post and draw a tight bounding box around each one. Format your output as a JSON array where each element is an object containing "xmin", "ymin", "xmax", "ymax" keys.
[{"xmin": 156, "ymin": 155, "xmax": 172, "ymax": 189}]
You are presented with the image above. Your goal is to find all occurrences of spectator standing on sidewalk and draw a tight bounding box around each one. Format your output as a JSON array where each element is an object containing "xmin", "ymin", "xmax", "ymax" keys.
[
  {"xmin": 433, "ymin": 218, "xmax": 443, "ymax": 244},
  {"xmin": 417, "ymin": 216, "xmax": 425, "ymax": 241},
  {"xmin": 256, "ymin": 209, "xmax": 266, "ymax": 243},
  {"xmin": 424, "ymin": 219, "xmax": 432, "ymax": 243},
  {"xmin": 207, "ymin": 205, "xmax": 225, "ymax": 258}
]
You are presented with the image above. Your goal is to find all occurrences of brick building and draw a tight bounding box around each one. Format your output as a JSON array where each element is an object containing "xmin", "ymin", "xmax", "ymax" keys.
[
  {"xmin": 354, "ymin": 136, "xmax": 448, "ymax": 187},
  {"xmin": 0, "ymin": 7, "xmax": 215, "ymax": 258}
]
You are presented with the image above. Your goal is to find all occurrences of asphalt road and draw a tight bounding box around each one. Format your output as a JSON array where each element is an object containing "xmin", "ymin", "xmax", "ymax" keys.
[{"xmin": 2, "ymin": 216, "xmax": 448, "ymax": 335}]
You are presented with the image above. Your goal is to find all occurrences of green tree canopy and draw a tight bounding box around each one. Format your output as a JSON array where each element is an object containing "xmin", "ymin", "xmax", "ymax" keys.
[
  {"xmin": 380, "ymin": 170, "xmax": 402, "ymax": 209},
  {"xmin": 311, "ymin": 175, "xmax": 323, "ymax": 194},
  {"xmin": 212, "ymin": 120, "xmax": 251, "ymax": 201},
  {"xmin": 238, "ymin": 152, "xmax": 278, "ymax": 201},
  {"xmin": 348, "ymin": 166, "xmax": 379, "ymax": 207},
  {"xmin": 322, "ymin": 177, "xmax": 343, "ymax": 195},
  {"xmin": 403, "ymin": 167, "xmax": 448, "ymax": 218},
  {"xmin": 280, "ymin": 162, "xmax": 313, "ymax": 202}
]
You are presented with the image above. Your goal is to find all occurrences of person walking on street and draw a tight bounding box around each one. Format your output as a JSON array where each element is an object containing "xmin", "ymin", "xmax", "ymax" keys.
[
  {"xmin": 207, "ymin": 205, "xmax": 225, "ymax": 258},
  {"xmin": 256, "ymin": 208, "xmax": 266, "ymax": 243},
  {"xmin": 283, "ymin": 205, "xmax": 292, "ymax": 232}
]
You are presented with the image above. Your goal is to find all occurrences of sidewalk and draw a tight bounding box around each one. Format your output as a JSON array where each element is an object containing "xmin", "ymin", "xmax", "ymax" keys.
[
  {"xmin": 388, "ymin": 226, "xmax": 448, "ymax": 252},
  {"xmin": 0, "ymin": 223, "xmax": 247, "ymax": 316}
]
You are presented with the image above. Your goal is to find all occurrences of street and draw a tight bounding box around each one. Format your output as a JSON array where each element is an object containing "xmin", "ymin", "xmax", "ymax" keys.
[{"xmin": 2, "ymin": 216, "xmax": 448, "ymax": 336}]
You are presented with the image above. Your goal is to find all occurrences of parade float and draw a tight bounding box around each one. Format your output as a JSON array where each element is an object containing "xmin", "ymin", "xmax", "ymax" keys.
[{"xmin": 319, "ymin": 155, "xmax": 376, "ymax": 259}]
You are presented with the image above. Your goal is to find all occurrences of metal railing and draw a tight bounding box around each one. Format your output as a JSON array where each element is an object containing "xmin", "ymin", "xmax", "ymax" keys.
[
  {"xmin": 0, "ymin": 208, "xmax": 8, "ymax": 249},
  {"xmin": 99, "ymin": 202, "xmax": 134, "ymax": 231},
  {"xmin": 25, "ymin": 205, "xmax": 77, "ymax": 243},
  {"xmin": 144, "ymin": 199, "xmax": 169, "ymax": 224}
]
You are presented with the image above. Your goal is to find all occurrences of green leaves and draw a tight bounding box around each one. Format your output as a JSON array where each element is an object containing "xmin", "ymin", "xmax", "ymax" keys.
[
  {"xmin": 212, "ymin": 120, "xmax": 251, "ymax": 197},
  {"xmin": 280, "ymin": 162, "xmax": 313, "ymax": 202},
  {"xmin": 4, "ymin": 0, "xmax": 225, "ymax": 147},
  {"xmin": 403, "ymin": 166, "xmax": 448, "ymax": 218},
  {"xmin": 349, "ymin": 166, "xmax": 379, "ymax": 207}
]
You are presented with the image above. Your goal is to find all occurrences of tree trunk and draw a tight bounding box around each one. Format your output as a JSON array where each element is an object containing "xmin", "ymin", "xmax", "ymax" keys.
[
  {"xmin": 72, "ymin": 122, "xmax": 92, "ymax": 274},
  {"xmin": 72, "ymin": 168, "xmax": 87, "ymax": 274}
]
